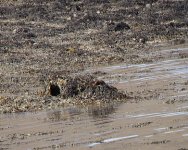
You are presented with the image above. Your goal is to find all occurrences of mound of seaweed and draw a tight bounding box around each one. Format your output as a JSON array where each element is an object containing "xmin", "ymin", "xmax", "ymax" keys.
[{"xmin": 48, "ymin": 75, "xmax": 126, "ymax": 102}]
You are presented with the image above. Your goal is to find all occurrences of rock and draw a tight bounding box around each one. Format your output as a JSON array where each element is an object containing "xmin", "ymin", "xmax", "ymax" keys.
[
  {"xmin": 47, "ymin": 75, "xmax": 126, "ymax": 102},
  {"xmin": 114, "ymin": 22, "xmax": 130, "ymax": 31},
  {"xmin": 96, "ymin": 10, "xmax": 100, "ymax": 14},
  {"xmin": 139, "ymin": 37, "xmax": 147, "ymax": 44},
  {"xmin": 146, "ymin": 3, "xmax": 151, "ymax": 9}
]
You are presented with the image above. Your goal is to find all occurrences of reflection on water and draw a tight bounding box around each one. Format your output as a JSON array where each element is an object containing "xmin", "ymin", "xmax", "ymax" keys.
[
  {"xmin": 47, "ymin": 110, "xmax": 62, "ymax": 122},
  {"xmin": 88, "ymin": 103, "xmax": 116, "ymax": 118},
  {"xmin": 46, "ymin": 107, "xmax": 82, "ymax": 122},
  {"xmin": 46, "ymin": 103, "xmax": 118, "ymax": 122}
]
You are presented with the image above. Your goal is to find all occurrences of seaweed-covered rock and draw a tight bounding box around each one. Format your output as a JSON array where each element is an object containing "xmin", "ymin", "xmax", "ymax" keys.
[{"xmin": 48, "ymin": 75, "xmax": 126, "ymax": 102}]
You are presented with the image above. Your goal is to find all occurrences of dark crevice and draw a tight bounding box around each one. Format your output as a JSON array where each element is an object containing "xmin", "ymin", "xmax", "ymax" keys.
[{"xmin": 49, "ymin": 84, "xmax": 60, "ymax": 96}]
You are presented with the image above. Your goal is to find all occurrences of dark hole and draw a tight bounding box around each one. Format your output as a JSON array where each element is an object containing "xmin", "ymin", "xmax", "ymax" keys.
[
  {"xmin": 76, "ymin": 5, "xmax": 81, "ymax": 11},
  {"xmin": 50, "ymin": 84, "xmax": 60, "ymax": 96},
  {"xmin": 114, "ymin": 22, "xmax": 130, "ymax": 31}
]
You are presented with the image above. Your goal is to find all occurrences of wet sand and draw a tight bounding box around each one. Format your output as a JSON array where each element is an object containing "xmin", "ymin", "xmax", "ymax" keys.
[{"xmin": 1, "ymin": 46, "xmax": 188, "ymax": 150}]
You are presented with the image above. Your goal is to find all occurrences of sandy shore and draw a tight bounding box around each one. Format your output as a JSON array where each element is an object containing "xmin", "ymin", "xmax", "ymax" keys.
[
  {"xmin": 0, "ymin": 1, "xmax": 188, "ymax": 149},
  {"xmin": 0, "ymin": 45, "xmax": 188, "ymax": 149}
]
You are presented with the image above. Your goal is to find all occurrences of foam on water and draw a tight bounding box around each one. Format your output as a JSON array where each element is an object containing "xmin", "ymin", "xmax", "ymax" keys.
[
  {"xmin": 154, "ymin": 127, "xmax": 168, "ymax": 132},
  {"xmin": 145, "ymin": 135, "xmax": 154, "ymax": 138},
  {"xmin": 96, "ymin": 57, "xmax": 188, "ymax": 87},
  {"xmin": 164, "ymin": 129, "xmax": 185, "ymax": 134},
  {"xmin": 127, "ymin": 112, "xmax": 188, "ymax": 119},
  {"xmin": 88, "ymin": 135, "xmax": 139, "ymax": 147},
  {"xmin": 182, "ymin": 134, "xmax": 188, "ymax": 137}
]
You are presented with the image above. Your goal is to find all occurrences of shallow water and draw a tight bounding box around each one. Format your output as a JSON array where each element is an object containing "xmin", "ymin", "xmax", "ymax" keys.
[
  {"xmin": 95, "ymin": 56, "xmax": 188, "ymax": 101},
  {"xmin": 1, "ymin": 101, "xmax": 188, "ymax": 150}
]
